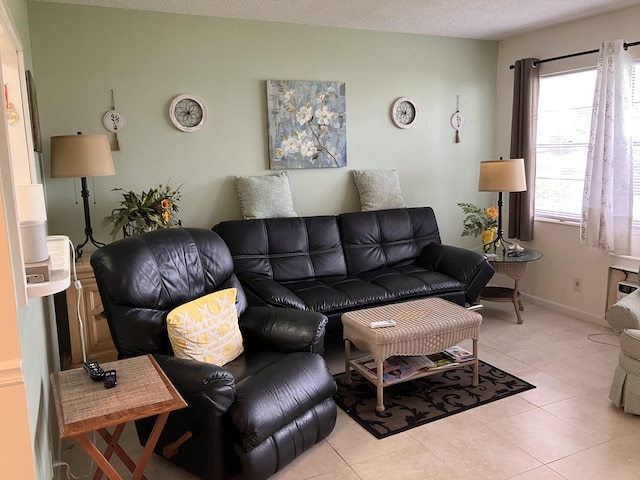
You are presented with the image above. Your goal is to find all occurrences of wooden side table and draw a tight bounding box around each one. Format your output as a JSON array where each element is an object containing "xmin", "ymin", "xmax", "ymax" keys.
[
  {"xmin": 479, "ymin": 248, "xmax": 542, "ymax": 324},
  {"xmin": 51, "ymin": 354, "xmax": 187, "ymax": 480}
]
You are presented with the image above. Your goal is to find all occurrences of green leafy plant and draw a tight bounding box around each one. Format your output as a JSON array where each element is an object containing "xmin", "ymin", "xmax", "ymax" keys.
[
  {"xmin": 103, "ymin": 183, "xmax": 182, "ymax": 239},
  {"xmin": 458, "ymin": 202, "xmax": 498, "ymax": 238}
]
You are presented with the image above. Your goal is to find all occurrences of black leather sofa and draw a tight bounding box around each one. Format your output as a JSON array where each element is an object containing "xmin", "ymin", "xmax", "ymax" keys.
[
  {"xmin": 90, "ymin": 228, "xmax": 337, "ymax": 480},
  {"xmin": 213, "ymin": 207, "xmax": 495, "ymax": 338}
]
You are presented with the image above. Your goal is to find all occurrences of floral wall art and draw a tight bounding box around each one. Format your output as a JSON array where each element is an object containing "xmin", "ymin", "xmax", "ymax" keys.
[{"xmin": 266, "ymin": 80, "xmax": 347, "ymax": 169}]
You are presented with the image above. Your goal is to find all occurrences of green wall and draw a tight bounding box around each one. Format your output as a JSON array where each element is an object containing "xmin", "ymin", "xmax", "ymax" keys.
[{"xmin": 27, "ymin": 3, "xmax": 498, "ymax": 251}]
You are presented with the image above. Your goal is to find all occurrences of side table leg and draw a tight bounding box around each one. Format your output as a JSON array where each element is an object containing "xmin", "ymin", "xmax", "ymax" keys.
[
  {"xmin": 472, "ymin": 338, "xmax": 479, "ymax": 386},
  {"xmin": 94, "ymin": 424, "xmax": 131, "ymax": 480},
  {"xmin": 344, "ymin": 339, "xmax": 352, "ymax": 385},
  {"xmin": 75, "ymin": 434, "xmax": 123, "ymax": 480},
  {"xmin": 376, "ymin": 360, "xmax": 385, "ymax": 412},
  {"xmin": 513, "ymin": 278, "xmax": 523, "ymax": 324},
  {"xmin": 132, "ymin": 412, "xmax": 170, "ymax": 480}
]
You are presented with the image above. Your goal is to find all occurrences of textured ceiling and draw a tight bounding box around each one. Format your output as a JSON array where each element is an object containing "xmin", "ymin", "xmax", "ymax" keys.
[{"xmin": 29, "ymin": 0, "xmax": 640, "ymax": 40}]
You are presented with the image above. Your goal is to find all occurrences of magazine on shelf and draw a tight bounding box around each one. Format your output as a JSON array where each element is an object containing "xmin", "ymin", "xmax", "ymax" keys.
[
  {"xmin": 425, "ymin": 351, "xmax": 459, "ymax": 369},
  {"xmin": 444, "ymin": 345, "xmax": 474, "ymax": 361},
  {"xmin": 402, "ymin": 355, "xmax": 437, "ymax": 370},
  {"xmin": 360, "ymin": 356, "xmax": 418, "ymax": 383}
]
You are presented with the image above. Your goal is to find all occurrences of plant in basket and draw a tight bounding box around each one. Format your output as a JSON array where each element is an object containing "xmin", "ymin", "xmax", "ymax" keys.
[{"xmin": 103, "ymin": 182, "xmax": 182, "ymax": 239}]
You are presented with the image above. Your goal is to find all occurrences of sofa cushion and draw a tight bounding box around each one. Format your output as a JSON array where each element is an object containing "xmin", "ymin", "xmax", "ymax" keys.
[
  {"xmin": 339, "ymin": 207, "xmax": 441, "ymax": 275},
  {"xmin": 276, "ymin": 266, "xmax": 464, "ymax": 315},
  {"xmin": 214, "ymin": 215, "xmax": 347, "ymax": 281},
  {"xmin": 235, "ymin": 171, "xmax": 297, "ymax": 220},
  {"xmin": 352, "ymin": 169, "xmax": 406, "ymax": 211}
]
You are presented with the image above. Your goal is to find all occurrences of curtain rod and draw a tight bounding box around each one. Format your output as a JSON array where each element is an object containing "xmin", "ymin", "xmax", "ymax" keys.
[{"xmin": 509, "ymin": 40, "xmax": 640, "ymax": 69}]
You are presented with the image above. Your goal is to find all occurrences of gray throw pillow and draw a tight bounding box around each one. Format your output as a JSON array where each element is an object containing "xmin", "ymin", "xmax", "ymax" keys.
[
  {"xmin": 234, "ymin": 171, "xmax": 297, "ymax": 219},
  {"xmin": 352, "ymin": 169, "xmax": 406, "ymax": 211}
]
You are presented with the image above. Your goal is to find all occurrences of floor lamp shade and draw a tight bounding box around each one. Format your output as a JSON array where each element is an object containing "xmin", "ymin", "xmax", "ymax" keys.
[
  {"xmin": 50, "ymin": 133, "xmax": 115, "ymax": 258},
  {"xmin": 50, "ymin": 134, "xmax": 115, "ymax": 178},
  {"xmin": 478, "ymin": 159, "xmax": 527, "ymax": 193},
  {"xmin": 16, "ymin": 183, "xmax": 48, "ymax": 264}
]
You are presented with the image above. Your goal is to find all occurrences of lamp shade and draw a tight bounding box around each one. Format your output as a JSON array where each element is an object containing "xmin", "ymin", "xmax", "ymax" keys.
[
  {"xmin": 50, "ymin": 134, "xmax": 115, "ymax": 178},
  {"xmin": 16, "ymin": 183, "xmax": 47, "ymax": 222},
  {"xmin": 478, "ymin": 158, "xmax": 527, "ymax": 192}
]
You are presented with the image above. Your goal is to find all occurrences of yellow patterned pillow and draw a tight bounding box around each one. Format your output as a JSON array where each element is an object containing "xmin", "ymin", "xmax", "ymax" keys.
[{"xmin": 166, "ymin": 288, "xmax": 244, "ymax": 366}]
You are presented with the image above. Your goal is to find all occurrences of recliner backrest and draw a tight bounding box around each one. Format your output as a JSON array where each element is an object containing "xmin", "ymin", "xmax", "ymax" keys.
[
  {"xmin": 338, "ymin": 207, "xmax": 441, "ymax": 275},
  {"xmin": 90, "ymin": 228, "xmax": 247, "ymax": 358}
]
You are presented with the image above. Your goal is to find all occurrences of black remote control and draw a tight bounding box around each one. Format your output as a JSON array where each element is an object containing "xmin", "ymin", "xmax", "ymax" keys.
[
  {"xmin": 104, "ymin": 370, "xmax": 117, "ymax": 389},
  {"xmin": 83, "ymin": 361, "xmax": 105, "ymax": 381}
]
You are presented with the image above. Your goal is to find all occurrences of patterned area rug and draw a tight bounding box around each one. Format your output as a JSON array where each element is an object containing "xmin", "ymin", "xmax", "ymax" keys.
[{"xmin": 334, "ymin": 361, "xmax": 535, "ymax": 439}]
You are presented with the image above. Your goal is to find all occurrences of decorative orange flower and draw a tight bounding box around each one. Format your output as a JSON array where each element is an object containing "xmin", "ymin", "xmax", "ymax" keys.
[
  {"xmin": 162, "ymin": 210, "xmax": 171, "ymax": 223},
  {"xmin": 161, "ymin": 199, "xmax": 172, "ymax": 209},
  {"xmin": 486, "ymin": 207, "xmax": 499, "ymax": 219},
  {"xmin": 457, "ymin": 202, "xmax": 499, "ymax": 238}
]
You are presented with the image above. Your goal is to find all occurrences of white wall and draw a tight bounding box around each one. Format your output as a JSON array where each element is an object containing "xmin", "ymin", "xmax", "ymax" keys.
[
  {"xmin": 0, "ymin": 0, "xmax": 58, "ymax": 478},
  {"xmin": 495, "ymin": 5, "xmax": 640, "ymax": 325},
  {"xmin": 27, "ymin": 3, "xmax": 499, "ymax": 252}
]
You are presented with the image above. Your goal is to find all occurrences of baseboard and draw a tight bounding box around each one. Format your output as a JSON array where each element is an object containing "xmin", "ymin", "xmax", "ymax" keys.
[
  {"xmin": 0, "ymin": 359, "xmax": 24, "ymax": 388},
  {"xmin": 521, "ymin": 293, "xmax": 609, "ymax": 328}
]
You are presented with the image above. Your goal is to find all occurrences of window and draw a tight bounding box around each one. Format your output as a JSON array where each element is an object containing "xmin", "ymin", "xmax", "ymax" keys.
[{"xmin": 535, "ymin": 62, "xmax": 640, "ymax": 223}]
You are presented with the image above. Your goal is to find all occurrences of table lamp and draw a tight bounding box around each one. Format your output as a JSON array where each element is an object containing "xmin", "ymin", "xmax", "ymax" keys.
[
  {"xmin": 478, "ymin": 158, "xmax": 527, "ymax": 254},
  {"xmin": 50, "ymin": 133, "xmax": 115, "ymax": 259},
  {"xmin": 16, "ymin": 183, "xmax": 49, "ymax": 282}
]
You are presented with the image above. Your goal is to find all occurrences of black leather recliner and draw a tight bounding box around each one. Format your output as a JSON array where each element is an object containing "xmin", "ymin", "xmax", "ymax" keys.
[{"xmin": 90, "ymin": 228, "xmax": 337, "ymax": 480}]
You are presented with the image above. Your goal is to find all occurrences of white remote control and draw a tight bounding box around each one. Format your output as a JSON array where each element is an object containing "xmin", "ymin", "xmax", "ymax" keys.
[{"xmin": 370, "ymin": 320, "xmax": 397, "ymax": 328}]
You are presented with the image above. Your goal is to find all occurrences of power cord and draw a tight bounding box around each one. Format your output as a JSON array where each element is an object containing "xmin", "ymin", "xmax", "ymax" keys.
[
  {"xmin": 52, "ymin": 240, "xmax": 95, "ymax": 479},
  {"xmin": 68, "ymin": 237, "xmax": 87, "ymax": 363},
  {"xmin": 52, "ymin": 461, "xmax": 80, "ymax": 480},
  {"xmin": 587, "ymin": 332, "xmax": 620, "ymax": 347}
]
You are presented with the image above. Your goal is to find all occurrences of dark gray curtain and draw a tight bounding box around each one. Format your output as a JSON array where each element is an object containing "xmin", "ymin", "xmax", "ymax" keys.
[{"xmin": 508, "ymin": 58, "xmax": 540, "ymax": 241}]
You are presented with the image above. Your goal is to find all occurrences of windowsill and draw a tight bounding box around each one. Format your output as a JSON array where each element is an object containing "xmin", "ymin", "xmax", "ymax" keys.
[{"xmin": 534, "ymin": 216, "xmax": 580, "ymax": 227}]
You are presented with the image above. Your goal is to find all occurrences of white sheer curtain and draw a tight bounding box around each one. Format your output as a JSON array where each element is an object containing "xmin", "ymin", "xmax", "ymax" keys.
[{"xmin": 581, "ymin": 39, "xmax": 634, "ymax": 254}]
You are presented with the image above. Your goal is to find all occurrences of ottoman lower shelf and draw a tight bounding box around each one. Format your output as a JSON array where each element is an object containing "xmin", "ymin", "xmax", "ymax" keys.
[{"xmin": 346, "ymin": 355, "xmax": 478, "ymax": 390}]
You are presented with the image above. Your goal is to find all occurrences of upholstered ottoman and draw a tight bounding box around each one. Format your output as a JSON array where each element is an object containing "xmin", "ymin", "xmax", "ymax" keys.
[{"xmin": 610, "ymin": 329, "xmax": 640, "ymax": 415}]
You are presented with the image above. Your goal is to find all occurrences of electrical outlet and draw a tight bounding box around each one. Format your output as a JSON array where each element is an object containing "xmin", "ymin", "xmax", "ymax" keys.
[{"xmin": 573, "ymin": 277, "xmax": 582, "ymax": 292}]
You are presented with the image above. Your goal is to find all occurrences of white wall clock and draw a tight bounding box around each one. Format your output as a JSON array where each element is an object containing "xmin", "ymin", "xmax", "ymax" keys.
[
  {"xmin": 391, "ymin": 97, "xmax": 418, "ymax": 129},
  {"xmin": 169, "ymin": 94, "xmax": 207, "ymax": 132}
]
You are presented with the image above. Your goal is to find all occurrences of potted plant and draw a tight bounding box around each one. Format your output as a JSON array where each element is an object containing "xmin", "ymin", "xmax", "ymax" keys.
[
  {"xmin": 457, "ymin": 202, "xmax": 499, "ymax": 252},
  {"xmin": 103, "ymin": 183, "xmax": 182, "ymax": 239}
]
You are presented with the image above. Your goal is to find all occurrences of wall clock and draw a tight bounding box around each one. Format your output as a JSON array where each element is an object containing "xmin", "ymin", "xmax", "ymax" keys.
[
  {"xmin": 391, "ymin": 97, "xmax": 418, "ymax": 129},
  {"xmin": 169, "ymin": 94, "xmax": 207, "ymax": 132}
]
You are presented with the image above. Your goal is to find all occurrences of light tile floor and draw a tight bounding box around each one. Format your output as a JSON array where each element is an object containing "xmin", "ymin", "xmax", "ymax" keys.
[{"xmin": 56, "ymin": 302, "xmax": 640, "ymax": 480}]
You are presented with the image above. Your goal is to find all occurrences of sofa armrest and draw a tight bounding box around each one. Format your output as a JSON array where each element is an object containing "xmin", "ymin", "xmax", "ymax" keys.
[
  {"xmin": 606, "ymin": 288, "xmax": 640, "ymax": 334},
  {"xmin": 416, "ymin": 243, "xmax": 494, "ymax": 303},
  {"xmin": 238, "ymin": 272, "xmax": 308, "ymax": 310},
  {"xmin": 239, "ymin": 306, "xmax": 328, "ymax": 354},
  {"xmin": 152, "ymin": 353, "xmax": 236, "ymax": 412}
]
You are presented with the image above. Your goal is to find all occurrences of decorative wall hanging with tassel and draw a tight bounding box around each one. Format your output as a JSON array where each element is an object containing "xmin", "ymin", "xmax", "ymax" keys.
[
  {"xmin": 450, "ymin": 95, "xmax": 465, "ymax": 143},
  {"xmin": 102, "ymin": 89, "xmax": 126, "ymax": 151}
]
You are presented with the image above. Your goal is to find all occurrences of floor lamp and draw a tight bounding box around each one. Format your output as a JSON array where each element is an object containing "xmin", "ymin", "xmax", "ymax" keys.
[
  {"xmin": 50, "ymin": 133, "xmax": 115, "ymax": 259},
  {"xmin": 478, "ymin": 158, "xmax": 527, "ymax": 254}
]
